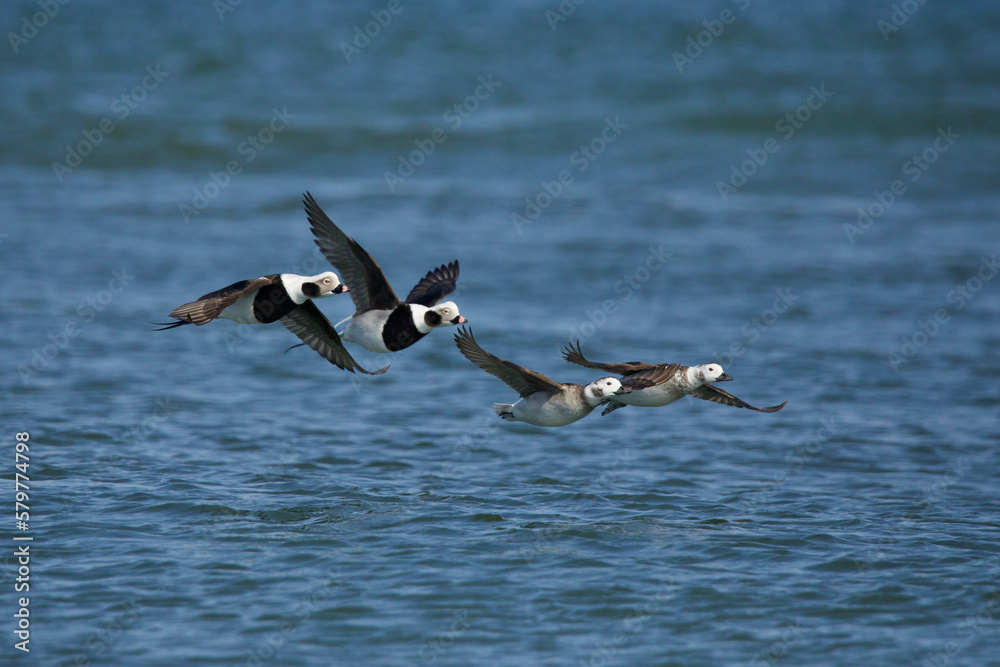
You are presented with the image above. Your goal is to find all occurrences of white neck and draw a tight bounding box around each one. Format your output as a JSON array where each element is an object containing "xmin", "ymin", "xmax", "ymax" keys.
[
  {"xmin": 583, "ymin": 384, "xmax": 606, "ymax": 407},
  {"xmin": 683, "ymin": 366, "xmax": 702, "ymax": 388},
  {"xmin": 279, "ymin": 274, "xmax": 309, "ymax": 305},
  {"xmin": 409, "ymin": 304, "xmax": 434, "ymax": 334}
]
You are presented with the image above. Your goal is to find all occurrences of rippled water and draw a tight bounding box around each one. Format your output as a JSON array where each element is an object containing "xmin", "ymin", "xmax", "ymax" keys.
[{"xmin": 3, "ymin": 1, "xmax": 1000, "ymax": 665}]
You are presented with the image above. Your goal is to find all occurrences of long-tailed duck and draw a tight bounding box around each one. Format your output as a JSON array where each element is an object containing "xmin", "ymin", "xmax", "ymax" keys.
[
  {"xmin": 562, "ymin": 342, "xmax": 786, "ymax": 415},
  {"xmin": 155, "ymin": 272, "xmax": 388, "ymax": 375},
  {"xmin": 455, "ymin": 327, "xmax": 630, "ymax": 427},
  {"xmin": 304, "ymin": 192, "xmax": 466, "ymax": 353}
]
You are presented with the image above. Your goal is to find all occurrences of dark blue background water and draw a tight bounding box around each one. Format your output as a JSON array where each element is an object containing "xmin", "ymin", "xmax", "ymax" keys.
[{"xmin": 3, "ymin": 1, "xmax": 999, "ymax": 665}]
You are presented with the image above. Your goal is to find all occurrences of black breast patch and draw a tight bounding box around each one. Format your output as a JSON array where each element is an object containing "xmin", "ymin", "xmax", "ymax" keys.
[
  {"xmin": 381, "ymin": 305, "xmax": 426, "ymax": 352},
  {"xmin": 252, "ymin": 283, "xmax": 298, "ymax": 323}
]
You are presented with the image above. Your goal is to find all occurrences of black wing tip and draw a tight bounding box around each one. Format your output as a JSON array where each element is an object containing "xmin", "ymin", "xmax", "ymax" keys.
[
  {"xmin": 562, "ymin": 340, "xmax": 593, "ymax": 367},
  {"xmin": 561, "ymin": 339, "xmax": 584, "ymax": 362},
  {"xmin": 757, "ymin": 400, "xmax": 788, "ymax": 413}
]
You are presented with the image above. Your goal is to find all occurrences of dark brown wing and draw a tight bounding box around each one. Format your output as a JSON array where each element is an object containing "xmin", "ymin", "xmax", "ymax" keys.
[
  {"xmin": 168, "ymin": 276, "xmax": 275, "ymax": 325},
  {"xmin": 280, "ymin": 301, "xmax": 389, "ymax": 375},
  {"xmin": 405, "ymin": 261, "xmax": 459, "ymax": 306},
  {"xmin": 561, "ymin": 341, "xmax": 659, "ymax": 375},
  {"xmin": 304, "ymin": 192, "xmax": 402, "ymax": 314},
  {"xmin": 454, "ymin": 327, "xmax": 563, "ymax": 398},
  {"xmin": 689, "ymin": 385, "xmax": 787, "ymax": 412},
  {"xmin": 621, "ymin": 363, "xmax": 683, "ymax": 390}
]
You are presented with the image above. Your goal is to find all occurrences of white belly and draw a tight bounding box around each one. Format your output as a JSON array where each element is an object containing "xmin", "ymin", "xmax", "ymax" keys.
[
  {"xmin": 617, "ymin": 384, "xmax": 686, "ymax": 408},
  {"xmin": 513, "ymin": 393, "xmax": 593, "ymax": 427},
  {"xmin": 342, "ymin": 310, "xmax": 391, "ymax": 353},
  {"xmin": 217, "ymin": 292, "xmax": 259, "ymax": 324}
]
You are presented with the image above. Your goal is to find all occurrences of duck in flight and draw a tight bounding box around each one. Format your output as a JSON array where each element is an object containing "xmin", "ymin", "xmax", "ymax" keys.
[
  {"xmin": 155, "ymin": 272, "xmax": 388, "ymax": 375},
  {"xmin": 303, "ymin": 192, "xmax": 467, "ymax": 354},
  {"xmin": 562, "ymin": 341, "xmax": 786, "ymax": 416},
  {"xmin": 454, "ymin": 327, "xmax": 629, "ymax": 427}
]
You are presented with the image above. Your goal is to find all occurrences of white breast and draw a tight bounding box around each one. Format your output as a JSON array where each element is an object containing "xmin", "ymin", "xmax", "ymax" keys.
[
  {"xmin": 617, "ymin": 383, "xmax": 687, "ymax": 407},
  {"xmin": 217, "ymin": 291, "xmax": 260, "ymax": 324},
  {"xmin": 342, "ymin": 310, "xmax": 392, "ymax": 353},
  {"xmin": 513, "ymin": 391, "xmax": 594, "ymax": 427}
]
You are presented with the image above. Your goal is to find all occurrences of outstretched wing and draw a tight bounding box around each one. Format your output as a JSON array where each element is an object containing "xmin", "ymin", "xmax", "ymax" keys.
[
  {"xmin": 303, "ymin": 192, "xmax": 401, "ymax": 314},
  {"xmin": 168, "ymin": 276, "xmax": 274, "ymax": 325},
  {"xmin": 280, "ymin": 301, "xmax": 389, "ymax": 375},
  {"xmin": 454, "ymin": 326, "xmax": 563, "ymax": 398},
  {"xmin": 689, "ymin": 385, "xmax": 787, "ymax": 412},
  {"xmin": 621, "ymin": 363, "xmax": 683, "ymax": 390},
  {"xmin": 561, "ymin": 341, "xmax": 659, "ymax": 375},
  {"xmin": 405, "ymin": 261, "xmax": 460, "ymax": 306}
]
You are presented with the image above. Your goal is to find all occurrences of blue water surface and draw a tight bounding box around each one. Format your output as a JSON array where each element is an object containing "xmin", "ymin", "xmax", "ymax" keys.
[{"xmin": 2, "ymin": 1, "xmax": 999, "ymax": 665}]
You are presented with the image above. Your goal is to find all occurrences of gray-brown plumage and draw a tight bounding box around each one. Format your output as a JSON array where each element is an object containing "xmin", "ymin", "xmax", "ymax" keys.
[
  {"xmin": 455, "ymin": 327, "xmax": 629, "ymax": 427},
  {"xmin": 562, "ymin": 341, "xmax": 786, "ymax": 415}
]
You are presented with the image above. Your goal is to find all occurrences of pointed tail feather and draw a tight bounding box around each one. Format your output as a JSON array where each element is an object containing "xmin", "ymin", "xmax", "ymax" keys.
[
  {"xmin": 494, "ymin": 403, "xmax": 515, "ymax": 421},
  {"xmin": 151, "ymin": 320, "xmax": 189, "ymax": 331}
]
